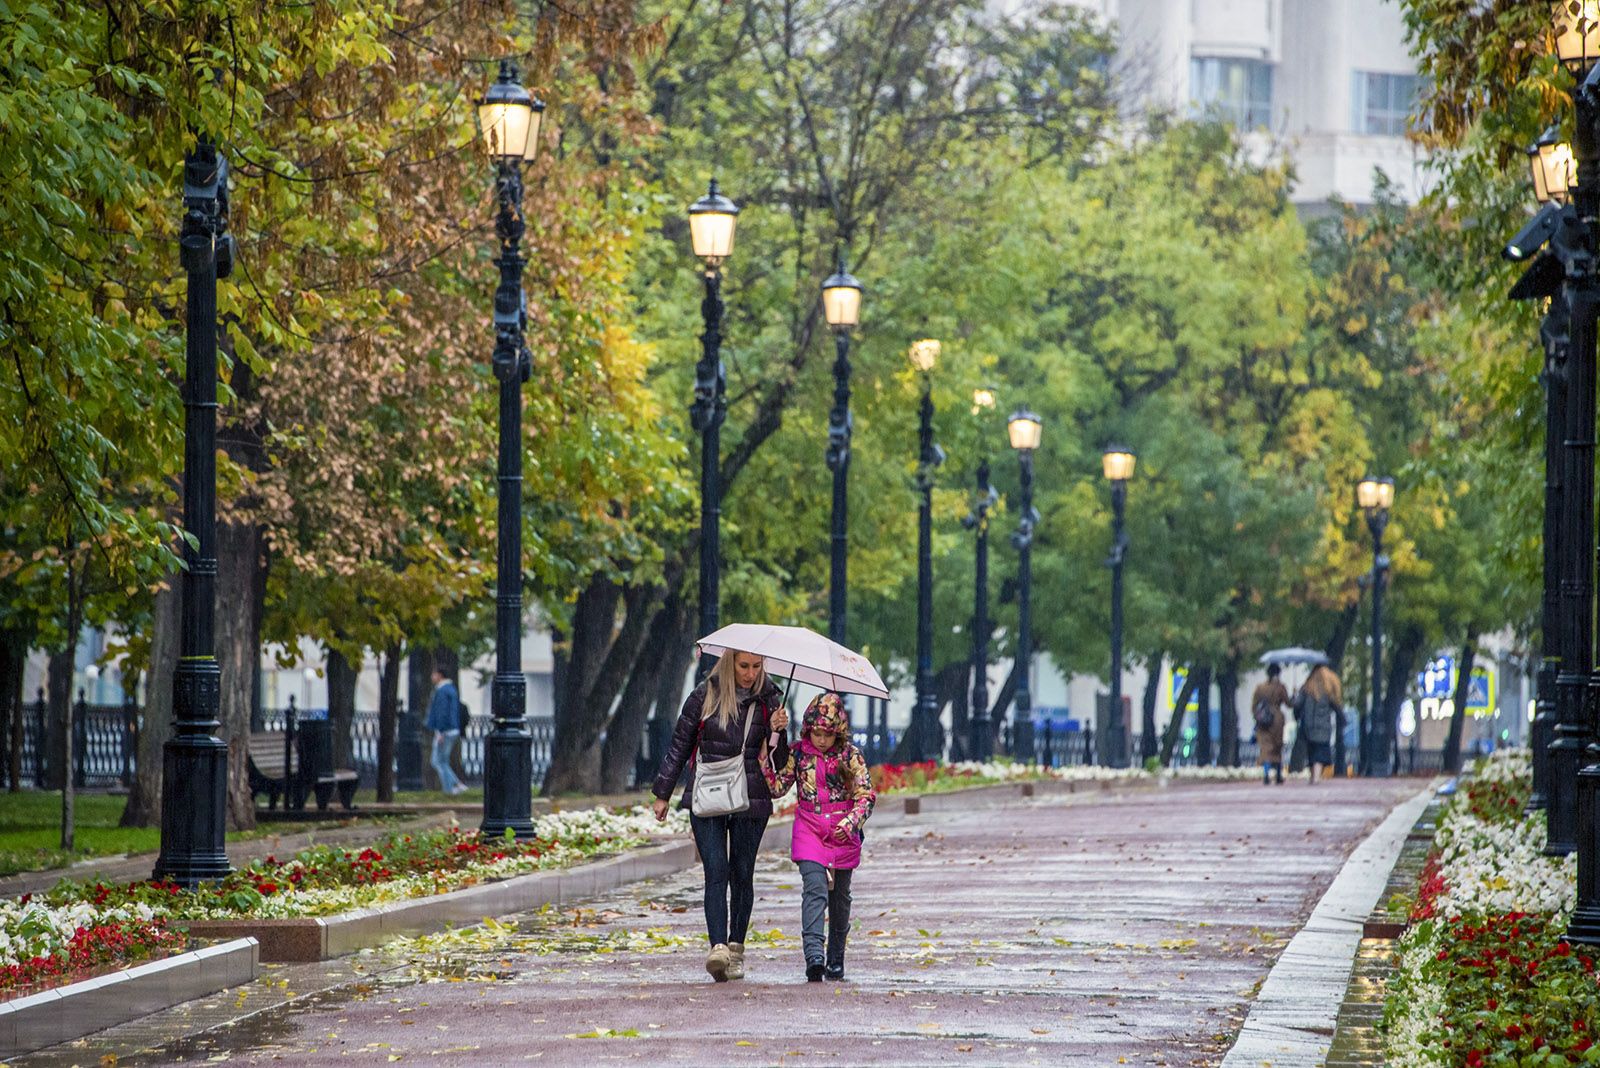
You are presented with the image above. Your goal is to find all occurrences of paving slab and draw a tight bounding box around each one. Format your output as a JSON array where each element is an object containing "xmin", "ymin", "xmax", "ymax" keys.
[{"xmin": 15, "ymin": 777, "xmax": 1421, "ymax": 1067}]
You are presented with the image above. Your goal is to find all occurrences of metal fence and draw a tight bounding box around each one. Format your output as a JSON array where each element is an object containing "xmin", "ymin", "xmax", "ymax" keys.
[
  {"xmin": 5, "ymin": 689, "xmax": 137, "ymax": 789},
  {"xmin": 257, "ymin": 707, "xmax": 557, "ymax": 789}
]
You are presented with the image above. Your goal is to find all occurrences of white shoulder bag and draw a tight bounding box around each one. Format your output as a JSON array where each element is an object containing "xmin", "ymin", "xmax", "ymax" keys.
[{"xmin": 691, "ymin": 699, "xmax": 756, "ymax": 817}]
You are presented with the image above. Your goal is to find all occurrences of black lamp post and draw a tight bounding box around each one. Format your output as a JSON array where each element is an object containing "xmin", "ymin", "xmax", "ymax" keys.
[
  {"xmin": 153, "ymin": 140, "xmax": 236, "ymax": 886},
  {"xmin": 1008, "ymin": 410, "xmax": 1042, "ymax": 763},
  {"xmin": 910, "ymin": 340, "xmax": 944, "ymax": 761},
  {"xmin": 823, "ymin": 256, "xmax": 862, "ymax": 646},
  {"xmin": 1512, "ymin": 123, "xmax": 1576, "ymax": 814},
  {"xmin": 963, "ymin": 389, "xmax": 999, "ymax": 761},
  {"xmin": 1356, "ymin": 476, "xmax": 1394, "ymax": 779},
  {"xmin": 477, "ymin": 60, "xmax": 543, "ymax": 840},
  {"xmin": 1545, "ymin": 0, "xmax": 1600, "ymax": 946},
  {"xmin": 1102, "ymin": 446, "xmax": 1136, "ymax": 768},
  {"xmin": 688, "ymin": 181, "xmax": 739, "ymax": 675}
]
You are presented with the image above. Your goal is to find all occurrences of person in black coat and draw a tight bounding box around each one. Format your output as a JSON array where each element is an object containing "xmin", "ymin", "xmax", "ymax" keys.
[{"xmin": 652, "ymin": 650, "xmax": 790, "ymax": 982}]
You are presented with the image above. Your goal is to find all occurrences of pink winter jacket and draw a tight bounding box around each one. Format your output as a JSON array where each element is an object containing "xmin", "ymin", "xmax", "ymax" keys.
[{"xmin": 764, "ymin": 737, "xmax": 876, "ymax": 870}]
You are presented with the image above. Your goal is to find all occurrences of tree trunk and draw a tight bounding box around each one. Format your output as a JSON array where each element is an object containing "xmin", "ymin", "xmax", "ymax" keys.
[
  {"xmin": 1159, "ymin": 668, "xmax": 1198, "ymax": 767},
  {"xmin": 987, "ymin": 656, "xmax": 1022, "ymax": 753},
  {"xmin": 407, "ymin": 647, "xmax": 434, "ymax": 790},
  {"xmin": 946, "ymin": 661, "xmax": 973, "ymax": 763},
  {"xmin": 544, "ymin": 580, "xmax": 662, "ymax": 796},
  {"xmin": 1140, "ymin": 654, "xmax": 1164, "ymax": 763},
  {"xmin": 45, "ymin": 647, "xmax": 71, "ymax": 791},
  {"xmin": 1442, "ymin": 633, "xmax": 1477, "ymax": 775},
  {"xmin": 215, "ymin": 519, "xmax": 263, "ymax": 831},
  {"xmin": 327, "ymin": 646, "xmax": 358, "ymax": 770},
  {"xmin": 123, "ymin": 576, "xmax": 180, "ymax": 827},
  {"xmin": 376, "ymin": 643, "xmax": 402, "ymax": 801},
  {"xmin": 56, "ymin": 560, "xmax": 84, "ymax": 851},
  {"xmin": 1381, "ymin": 624, "xmax": 1426, "ymax": 776},
  {"xmin": 1218, "ymin": 657, "xmax": 1240, "ymax": 767},
  {"xmin": 1324, "ymin": 601, "xmax": 1360, "ymax": 672},
  {"xmin": 1, "ymin": 629, "xmax": 24, "ymax": 791},
  {"xmin": 600, "ymin": 600, "xmax": 682, "ymax": 794},
  {"xmin": 1194, "ymin": 665, "xmax": 1214, "ymax": 766}
]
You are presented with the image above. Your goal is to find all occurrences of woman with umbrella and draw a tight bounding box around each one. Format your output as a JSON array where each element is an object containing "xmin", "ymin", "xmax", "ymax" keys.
[{"xmin": 651, "ymin": 648, "xmax": 788, "ymax": 982}]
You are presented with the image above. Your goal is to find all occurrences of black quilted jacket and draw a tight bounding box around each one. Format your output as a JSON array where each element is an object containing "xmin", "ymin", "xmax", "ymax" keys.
[{"xmin": 652, "ymin": 678, "xmax": 790, "ymax": 820}]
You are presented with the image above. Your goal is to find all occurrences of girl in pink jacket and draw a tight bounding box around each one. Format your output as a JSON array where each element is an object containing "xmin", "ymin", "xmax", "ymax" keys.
[{"xmin": 765, "ymin": 691, "xmax": 876, "ymax": 981}]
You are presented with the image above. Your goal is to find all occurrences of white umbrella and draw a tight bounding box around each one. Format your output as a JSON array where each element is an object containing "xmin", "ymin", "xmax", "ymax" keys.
[
  {"xmin": 696, "ymin": 623, "xmax": 889, "ymax": 700},
  {"xmin": 1259, "ymin": 647, "xmax": 1330, "ymax": 667}
]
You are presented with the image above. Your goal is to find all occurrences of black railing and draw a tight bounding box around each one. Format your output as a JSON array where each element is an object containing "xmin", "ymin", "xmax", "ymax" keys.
[
  {"xmin": 258, "ymin": 707, "xmax": 556, "ymax": 789},
  {"xmin": 5, "ymin": 689, "xmax": 138, "ymax": 790}
]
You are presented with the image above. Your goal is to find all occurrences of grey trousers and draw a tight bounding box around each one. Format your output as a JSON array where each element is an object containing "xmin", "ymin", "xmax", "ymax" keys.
[{"xmin": 797, "ymin": 860, "xmax": 853, "ymax": 966}]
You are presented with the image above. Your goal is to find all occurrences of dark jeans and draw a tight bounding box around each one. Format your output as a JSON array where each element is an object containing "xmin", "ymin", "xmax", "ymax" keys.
[
  {"xmin": 1262, "ymin": 761, "xmax": 1283, "ymax": 783},
  {"xmin": 690, "ymin": 813, "xmax": 768, "ymax": 946},
  {"xmin": 797, "ymin": 860, "xmax": 853, "ymax": 967}
]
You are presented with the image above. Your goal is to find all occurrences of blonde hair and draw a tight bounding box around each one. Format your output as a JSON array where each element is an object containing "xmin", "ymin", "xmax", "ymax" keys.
[
  {"xmin": 705, "ymin": 652, "xmax": 768, "ymax": 728},
  {"xmin": 1303, "ymin": 664, "xmax": 1342, "ymax": 705}
]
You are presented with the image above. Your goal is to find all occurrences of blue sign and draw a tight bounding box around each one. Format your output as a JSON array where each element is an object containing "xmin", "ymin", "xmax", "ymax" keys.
[{"xmin": 1419, "ymin": 656, "xmax": 1454, "ymax": 700}]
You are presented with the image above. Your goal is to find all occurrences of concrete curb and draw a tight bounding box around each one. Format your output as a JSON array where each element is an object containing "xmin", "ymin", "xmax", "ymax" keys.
[
  {"xmin": 0, "ymin": 937, "xmax": 259, "ymax": 1059},
  {"xmin": 1221, "ymin": 781, "xmax": 1438, "ymax": 1067},
  {"xmin": 178, "ymin": 820, "xmax": 792, "ymax": 962}
]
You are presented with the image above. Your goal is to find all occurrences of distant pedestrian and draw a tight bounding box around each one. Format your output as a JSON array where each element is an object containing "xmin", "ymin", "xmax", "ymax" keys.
[
  {"xmin": 1251, "ymin": 665, "xmax": 1290, "ymax": 785},
  {"xmin": 651, "ymin": 650, "xmax": 790, "ymax": 983},
  {"xmin": 1293, "ymin": 664, "xmax": 1342, "ymax": 783},
  {"xmin": 425, "ymin": 667, "xmax": 468, "ymax": 796},
  {"xmin": 764, "ymin": 692, "xmax": 876, "ymax": 982}
]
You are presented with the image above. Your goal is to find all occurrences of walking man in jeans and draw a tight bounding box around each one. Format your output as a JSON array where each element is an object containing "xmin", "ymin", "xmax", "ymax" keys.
[{"xmin": 425, "ymin": 666, "xmax": 467, "ymax": 795}]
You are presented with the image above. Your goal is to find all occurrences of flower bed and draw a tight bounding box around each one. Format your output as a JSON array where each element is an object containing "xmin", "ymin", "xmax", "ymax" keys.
[
  {"xmin": 0, "ymin": 897, "xmax": 182, "ymax": 997},
  {"xmin": 0, "ymin": 804, "xmax": 689, "ymax": 983},
  {"xmin": 1382, "ymin": 749, "xmax": 1597, "ymax": 1065}
]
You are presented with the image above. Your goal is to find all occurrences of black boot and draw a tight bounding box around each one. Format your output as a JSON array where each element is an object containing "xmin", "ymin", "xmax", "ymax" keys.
[
  {"xmin": 806, "ymin": 961, "xmax": 824, "ymax": 982},
  {"xmin": 824, "ymin": 961, "xmax": 845, "ymax": 980},
  {"xmin": 825, "ymin": 925, "xmax": 847, "ymax": 980}
]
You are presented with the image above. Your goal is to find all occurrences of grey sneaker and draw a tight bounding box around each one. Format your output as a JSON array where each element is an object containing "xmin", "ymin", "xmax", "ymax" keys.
[{"xmin": 726, "ymin": 942, "xmax": 745, "ymax": 980}]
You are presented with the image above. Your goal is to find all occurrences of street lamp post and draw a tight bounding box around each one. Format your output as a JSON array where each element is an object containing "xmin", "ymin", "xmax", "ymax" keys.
[
  {"xmin": 823, "ymin": 257, "xmax": 862, "ymax": 646},
  {"xmin": 1547, "ymin": 0, "xmax": 1600, "ymax": 946},
  {"xmin": 477, "ymin": 60, "xmax": 543, "ymax": 840},
  {"xmin": 1512, "ymin": 123, "xmax": 1577, "ymax": 814},
  {"xmin": 688, "ymin": 181, "xmax": 739, "ymax": 676},
  {"xmin": 153, "ymin": 140, "xmax": 236, "ymax": 886},
  {"xmin": 1357, "ymin": 476, "xmax": 1394, "ymax": 779},
  {"xmin": 1103, "ymin": 446, "xmax": 1136, "ymax": 768},
  {"xmin": 909, "ymin": 340, "xmax": 945, "ymax": 761},
  {"xmin": 1008, "ymin": 410, "xmax": 1042, "ymax": 763},
  {"xmin": 964, "ymin": 389, "xmax": 999, "ymax": 761}
]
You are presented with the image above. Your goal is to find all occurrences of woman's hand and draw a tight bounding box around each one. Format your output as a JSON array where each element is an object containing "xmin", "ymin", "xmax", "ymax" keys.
[
  {"xmin": 652, "ymin": 797, "xmax": 669, "ymax": 823},
  {"xmin": 770, "ymin": 706, "xmax": 789, "ymax": 733}
]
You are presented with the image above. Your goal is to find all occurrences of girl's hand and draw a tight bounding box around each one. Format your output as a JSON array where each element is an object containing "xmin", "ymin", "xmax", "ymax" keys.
[
  {"xmin": 652, "ymin": 797, "xmax": 669, "ymax": 823},
  {"xmin": 828, "ymin": 823, "xmax": 852, "ymax": 843},
  {"xmin": 770, "ymin": 706, "xmax": 789, "ymax": 733}
]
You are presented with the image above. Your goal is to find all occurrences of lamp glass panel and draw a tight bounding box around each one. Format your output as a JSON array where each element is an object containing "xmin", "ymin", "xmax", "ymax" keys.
[
  {"xmin": 1009, "ymin": 414, "xmax": 1042, "ymax": 451},
  {"xmin": 521, "ymin": 106, "xmax": 545, "ymax": 161},
  {"xmin": 823, "ymin": 285, "xmax": 861, "ymax": 327},
  {"xmin": 1377, "ymin": 481, "xmax": 1396, "ymax": 509},
  {"xmin": 1103, "ymin": 451, "xmax": 1136, "ymax": 481},
  {"xmin": 1554, "ymin": 1, "xmax": 1600, "ymax": 72},
  {"xmin": 972, "ymin": 388, "xmax": 996, "ymax": 412},
  {"xmin": 1357, "ymin": 479, "xmax": 1380, "ymax": 509},
  {"xmin": 909, "ymin": 339, "xmax": 940, "ymax": 371},
  {"xmin": 478, "ymin": 101, "xmax": 534, "ymax": 159},
  {"xmin": 689, "ymin": 211, "xmax": 737, "ymax": 261},
  {"xmin": 1535, "ymin": 140, "xmax": 1575, "ymax": 203}
]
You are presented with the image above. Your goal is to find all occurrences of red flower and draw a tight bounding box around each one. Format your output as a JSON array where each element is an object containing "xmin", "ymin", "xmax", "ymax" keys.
[{"xmin": 1506, "ymin": 1023, "xmax": 1523, "ymax": 1039}]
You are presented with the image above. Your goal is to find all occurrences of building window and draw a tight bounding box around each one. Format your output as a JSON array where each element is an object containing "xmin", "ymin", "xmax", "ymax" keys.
[
  {"xmin": 1189, "ymin": 56, "xmax": 1273, "ymax": 129},
  {"xmin": 1352, "ymin": 72, "xmax": 1421, "ymax": 136}
]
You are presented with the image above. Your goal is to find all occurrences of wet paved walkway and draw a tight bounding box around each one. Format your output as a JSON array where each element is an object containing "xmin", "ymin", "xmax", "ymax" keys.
[{"xmin": 23, "ymin": 777, "xmax": 1421, "ymax": 1067}]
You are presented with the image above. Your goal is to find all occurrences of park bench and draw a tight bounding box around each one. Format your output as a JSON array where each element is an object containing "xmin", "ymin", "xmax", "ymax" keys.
[
  {"xmin": 246, "ymin": 731, "xmax": 300, "ymax": 810},
  {"xmin": 246, "ymin": 728, "xmax": 359, "ymax": 813}
]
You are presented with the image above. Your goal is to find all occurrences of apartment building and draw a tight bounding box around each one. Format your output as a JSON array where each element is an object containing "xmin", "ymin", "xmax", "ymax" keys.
[{"xmin": 1056, "ymin": 0, "xmax": 1432, "ymax": 207}]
